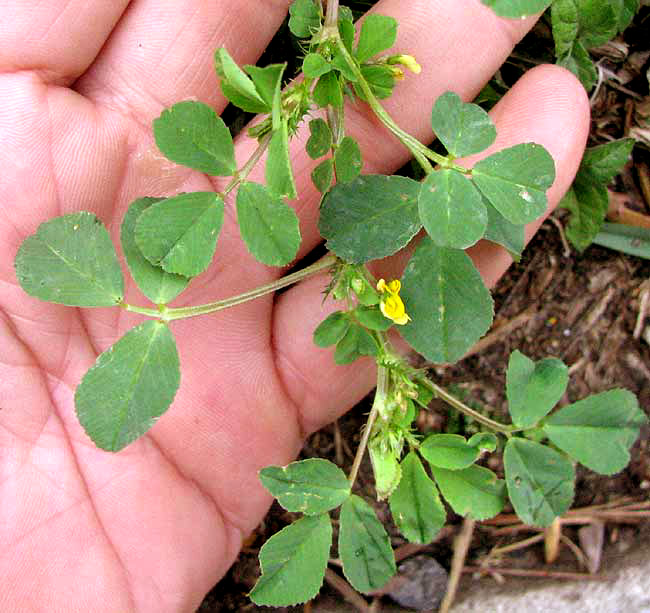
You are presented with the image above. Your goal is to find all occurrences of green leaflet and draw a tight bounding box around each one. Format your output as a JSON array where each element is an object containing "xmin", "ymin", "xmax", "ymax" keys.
[
  {"xmin": 288, "ymin": 0, "xmax": 321, "ymax": 38},
  {"xmin": 250, "ymin": 514, "xmax": 332, "ymax": 606},
  {"xmin": 430, "ymin": 91, "xmax": 496, "ymax": 157},
  {"xmin": 302, "ymin": 53, "xmax": 332, "ymax": 78},
  {"xmin": 153, "ymin": 100, "xmax": 236, "ymax": 176},
  {"xmin": 120, "ymin": 198, "xmax": 189, "ymax": 305},
  {"xmin": 75, "ymin": 320, "xmax": 180, "ymax": 452},
  {"xmin": 420, "ymin": 434, "xmax": 481, "ymax": 470},
  {"xmin": 561, "ymin": 138, "xmax": 635, "ymax": 250},
  {"xmin": 369, "ymin": 441, "xmax": 402, "ymax": 500},
  {"xmin": 259, "ymin": 459, "xmax": 350, "ymax": 514},
  {"xmin": 15, "ymin": 212, "xmax": 124, "ymax": 307},
  {"xmin": 557, "ymin": 40, "xmax": 597, "ymax": 89},
  {"xmin": 244, "ymin": 63, "xmax": 286, "ymax": 111},
  {"xmin": 333, "ymin": 136, "xmax": 362, "ymax": 183},
  {"xmin": 506, "ymin": 350, "xmax": 569, "ymax": 428},
  {"xmin": 236, "ymin": 181, "xmax": 301, "ymax": 267},
  {"xmin": 311, "ymin": 158, "xmax": 334, "ymax": 192},
  {"xmin": 389, "ymin": 452, "xmax": 446, "ymax": 544},
  {"xmin": 354, "ymin": 306, "xmax": 393, "ymax": 331},
  {"xmin": 319, "ymin": 175, "xmax": 422, "ymax": 264},
  {"xmin": 399, "ymin": 238, "xmax": 494, "ymax": 364},
  {"xmin": 306, "ymin": 118, "xmax": 332, "ymax": 159},
  {"xmin": 504, "ymin": 438, "xmax": 575, "ymax": 526},
  {"xmin": 339, "ymin": 495, "xmax": 396, "ymax": 593},
  {"xmin": 266, "ymin": 120, "xmax": 298, "ymax": 199},
  {"xmin": 334, "ymin": 323, "xmax": 378, "ymax": 364},
  {"xmin": 418, "ymin": 169, "xmax": 487, "ymax": 249},
  {"xmin": 214, "ymin": 48, "xmax": 269, "ymax": 114},
  {"xmin": 483, "ymin": 198, "xmax": 525, "ymax": 258},
  {"xmin": 472, "ymin": 143, "xmax": 555, "ymax": 225},
  {"xmin": 313, "ymin": 71, "xmax": 343, "ymax": 108},
  {"xmin": 543, "ymin": 389, "xmax": 647, "ymax": 475},
  {"xmin": 355, "ymin": 14, "xmax": 398, "ymax": 63},
  {"xmin": 313, "ymin": 311, "xmax": 350, "ymax": 347},
  {"xmin": 430, "ymin": 464, "xmax": 506, "ymax": 521},
  {"xmin": 480, "ymin": 0, "xmax": 551, "ymax": 18},
  {"xmin": 134, "ymin": 192, "xmax": 224, "ymax": 277}
]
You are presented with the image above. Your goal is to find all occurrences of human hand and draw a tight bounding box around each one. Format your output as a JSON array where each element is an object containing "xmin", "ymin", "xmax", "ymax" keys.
[{"xmin": 0, "ymin": 1, "xmax": 589, "ymax": 611}]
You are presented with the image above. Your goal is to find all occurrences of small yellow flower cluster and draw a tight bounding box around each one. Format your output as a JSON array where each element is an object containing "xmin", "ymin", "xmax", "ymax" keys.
[{"xmin": 377, "ymin": 278, "xmax": 411, "ymax": 325}]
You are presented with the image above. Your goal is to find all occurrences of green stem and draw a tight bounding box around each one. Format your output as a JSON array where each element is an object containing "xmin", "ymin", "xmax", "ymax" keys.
[
  {"xmin": 220, "ymin": 131, "xmax": 273, "ymax": 198},
  {"xmin": 123, "ymin": 254, "xmax": 338, "ymax": 322},
  {"xmin": 417, "ymin": 377, "xmax": 515, "ymax": 435},
  {"xmin": 331, "ymin": 37, "xmax": 438, "ymax": 173},
  {"xmin": 348, "ymin": 364, "xmax": 388, "ymax": 487}
]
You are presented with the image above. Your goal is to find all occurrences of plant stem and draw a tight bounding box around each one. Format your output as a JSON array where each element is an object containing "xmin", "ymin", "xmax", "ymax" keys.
[
  {"xmin": 123, "ymin": 254, "xmax": 337, "ymax": 322},
  {"xmin": 331, "ymin": 37, "xmax": 438, "ymax": 173},
  {"xmin": 348, "ymin": 364, "xmax": 388, "ymax": 487},
  {"xmin": 220, "ymin": 131, "xmax": 273, "ymax": 198},
  {"xmin": 417, "ymin": 377, "xmax": 515, "ymax": 434},
  {"xmin": 324, "ymin": 0, "xmax": 339, "ymax": 29}
]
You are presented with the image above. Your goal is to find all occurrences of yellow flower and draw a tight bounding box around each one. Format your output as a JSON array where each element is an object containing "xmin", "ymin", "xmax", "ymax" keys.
[{"xmin": 377, "ymin": 278, "xmax": 411, "ymax": 325}]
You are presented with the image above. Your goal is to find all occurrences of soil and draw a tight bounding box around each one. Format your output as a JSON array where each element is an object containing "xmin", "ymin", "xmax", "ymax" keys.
[{"xmin": 199, "ymin": 5, "xmax": 650, "ymax": 612}]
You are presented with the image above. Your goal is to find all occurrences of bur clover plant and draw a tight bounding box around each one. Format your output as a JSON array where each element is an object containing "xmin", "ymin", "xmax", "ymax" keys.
[{"xmin": 13, "ymin": 0, "xmax": 646, "ymax": 607}]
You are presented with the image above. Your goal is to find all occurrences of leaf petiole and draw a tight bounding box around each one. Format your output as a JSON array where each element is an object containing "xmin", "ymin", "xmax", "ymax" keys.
[{"xmin": 123, "ymin": 254, "xmax": 337, "ymax": 322}]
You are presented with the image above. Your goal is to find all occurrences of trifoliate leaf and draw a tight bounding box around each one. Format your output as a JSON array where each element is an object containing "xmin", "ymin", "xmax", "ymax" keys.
[
  {"xmin": 418, "ymin": 169, "xmax": 487, "ymax": 249},
  {"xmin": 355, "ymin": 14, "xmax": 398, "ymax": 63},
  {"xmin": 153, "ymin": 100, "xmax": 236, "ymax": 176},
  {"xmin": 334, "ymin": 136, "xmax": 362, "ymax": 183},
  {"xmin": 259, "ymin": 459, "xmax": 350, "ymax": 514},
  {"xmin": 430, "ymin": 464, "xmax": 506, "ymax": 520},
  {"xmin": 120, "ymin": 198, "xmax": 190, "ymax": 305},
  {"xmin": 420, "ymin": 434, "xmax": 481, "ymax": 470},
  {"xmin": 472, "ymin": 143, "xmax": 555, "ymax": 225},
  {"xmin": 75, "ymin": 321, "xmax": 180, "ymax": 451},
  {"xmin": 504, "ymin": 438, "xmax": 575, "ymax": 526},
  {"xmin": 319, "ymin": 175, "xmax": 422, "ymax": 264},
  {"xmin": 306, "ymin": 118, "xmax": 332, "ymax": 159},
  {"xmin": 543, "ymin": 389, "xmax": 647, "ymax": 475},
  {"xmin": 506, "ymin": 350, "xmax": 569, "ymax": 428},
  {"xmin": 250, "ymin": 514, "xmax": 332, "ymax": 606},
  {"xmin": 389, "ymin": 452, "xmax": 446, "ymax": 544},
  {"xmin": 134, "ymin": 192, "xmax": 224, "ymax": 277},
  {"xmin": 399, "ymin": 238, "xmax": 494, "ymax": 364},
  {"xmin": 236, "ymin": 181, "xmax": 300, "ymax": 267},
  {"xmin": 339, "ymin": 495, "xmax": 396, "ymax": 593},
  {"xmin": 15, "ymin": 212, "xmax": 123, "ymax": 307},
  {"xmin": 430, "ymin": 91, "xmax": 496, "ymax": 157}
]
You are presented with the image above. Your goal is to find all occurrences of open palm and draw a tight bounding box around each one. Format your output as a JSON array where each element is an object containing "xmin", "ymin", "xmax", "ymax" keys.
[{"xmin": 0, "ymin": 1, "xmax": 589, "ymax": 611}]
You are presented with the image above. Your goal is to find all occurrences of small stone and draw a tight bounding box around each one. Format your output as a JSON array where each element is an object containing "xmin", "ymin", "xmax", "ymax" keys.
[{"xmin": 387, "ymin": 555, "xmax": 448, "ymax": 611}]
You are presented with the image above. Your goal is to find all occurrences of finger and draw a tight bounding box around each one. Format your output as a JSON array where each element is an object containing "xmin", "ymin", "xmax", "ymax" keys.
[
  {"xmin": 76, "ymin": 0, "xmax": 292, "ymax": 122},
  {"xmin": 0, "ymin": 1, "xmax": 130, "ymax": 85},
  {"xmin": 273, "ymin": 64, "xmax": 590, "ymax": 436}
]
